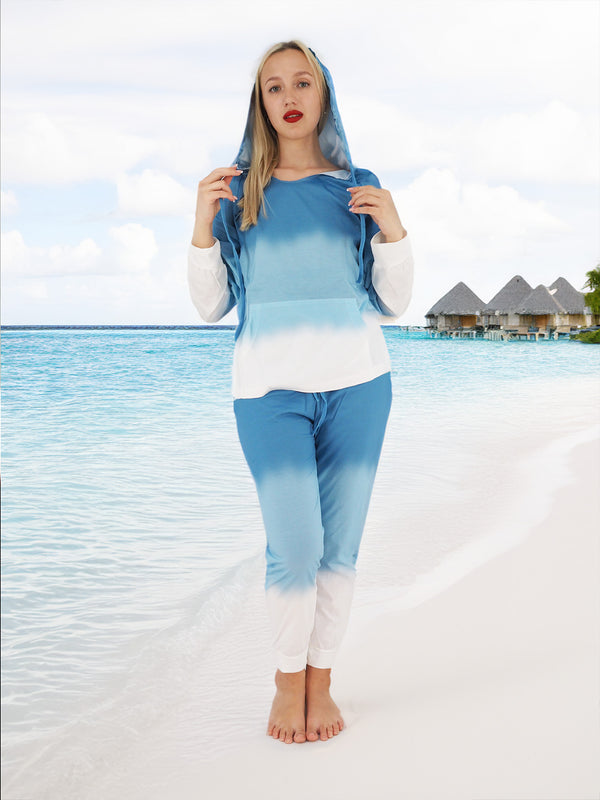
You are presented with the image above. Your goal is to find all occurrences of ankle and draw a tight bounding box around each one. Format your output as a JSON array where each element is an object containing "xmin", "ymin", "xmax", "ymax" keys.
[
  {"xmin": 305, "ymin": 665, "xmax": 332, "ymax": 691},
  {"xmin": 275, "ymin": 668, "xmax": 305, "ymax": 691}
]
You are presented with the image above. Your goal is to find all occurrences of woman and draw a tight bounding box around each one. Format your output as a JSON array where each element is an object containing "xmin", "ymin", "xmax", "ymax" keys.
[{"xmin": 188, "ymin": 40, "xmax": 414, "ymax": 745}]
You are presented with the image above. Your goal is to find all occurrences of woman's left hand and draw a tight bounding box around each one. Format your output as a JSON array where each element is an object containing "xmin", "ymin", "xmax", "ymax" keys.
[{"xmin": 347, "ymin": 185, "xmax": 407, "ymax": 243}]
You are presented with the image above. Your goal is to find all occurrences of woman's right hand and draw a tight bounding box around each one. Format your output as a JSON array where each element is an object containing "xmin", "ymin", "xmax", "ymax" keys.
[{"xmin": 192, "ymin": 166, "xmax": 243, "ymax": 248}]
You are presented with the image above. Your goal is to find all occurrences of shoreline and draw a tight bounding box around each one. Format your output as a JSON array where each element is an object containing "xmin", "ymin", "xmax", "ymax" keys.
[
  {"xmin": 355, "ymin": 420, "xmax": 600, "ymax": 618},
  {"xmin": 80, "ymin": 432, "xmax": 599, "ymax": 799},
  {"xmin": 2, "ymin": 365, "xmax": 598, "ymax": 800}
]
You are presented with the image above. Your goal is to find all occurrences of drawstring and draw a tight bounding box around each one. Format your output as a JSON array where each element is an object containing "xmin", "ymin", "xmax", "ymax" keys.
[{"xmin": 312, "ymin": 392, "xmax": 328, "ymax": 437}]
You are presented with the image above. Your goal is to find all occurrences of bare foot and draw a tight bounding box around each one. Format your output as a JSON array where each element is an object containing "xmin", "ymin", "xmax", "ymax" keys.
[
  {"xmin": 267, "ymin": 669, "xmax": 307, "ymax": 744},
  {"xmin": 305, "ymin": 665, "xmax": 344, "ymax": 742}
]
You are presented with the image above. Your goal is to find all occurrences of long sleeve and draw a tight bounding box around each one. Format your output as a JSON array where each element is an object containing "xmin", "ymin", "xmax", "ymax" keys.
[
  {"xmin": 370, "ymin": 231, "xmax": 414, "ymax": 318},
  {"xmin": 187, "ymin": 239, "xmax": 236, "ymax": 323}
]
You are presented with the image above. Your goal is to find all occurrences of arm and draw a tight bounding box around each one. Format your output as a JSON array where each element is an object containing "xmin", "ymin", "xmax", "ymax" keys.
[
  {"xmin": 187, "ymin": 239, "xmax": 236, "ymax": 323},
  {"xmin": 349, "ymin": 170, "xmax": 414, "ymax": 317},
  {"xmin": 187, "ymin": 166, "xmax": 242, "ymax": 322},
  {"xmin": 370, "ymin": 231, "xmax": 414, "ymax": 317}
]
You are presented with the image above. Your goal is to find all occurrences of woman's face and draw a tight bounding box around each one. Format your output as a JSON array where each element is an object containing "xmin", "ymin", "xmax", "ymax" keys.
[{"xmin": 260, "ymin": 49, "xmax": 323, "ymax": 142}]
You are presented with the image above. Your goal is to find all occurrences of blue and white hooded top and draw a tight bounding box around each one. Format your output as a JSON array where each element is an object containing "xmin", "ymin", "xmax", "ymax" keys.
[{"xmin": 188, "ymin": 52, "xmax": 414, "ymax": 399}]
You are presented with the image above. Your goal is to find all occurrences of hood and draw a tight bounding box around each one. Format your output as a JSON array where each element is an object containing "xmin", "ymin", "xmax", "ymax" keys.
[
  {"xmin": 216, "ymin": 48, "xmax": 389, "ymax": 340},
  {"xmin": 232, "ymin": 49, "xmax": 356, "ymax": 179}
]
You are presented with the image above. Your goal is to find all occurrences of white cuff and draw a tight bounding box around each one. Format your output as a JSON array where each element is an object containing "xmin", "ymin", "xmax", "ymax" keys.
[
  {"xmin": 188, "ymin": 238, "xmax": 223, "ymax": 272},
  {"xmin": 371, "ymin": 231, "xmax": 414, "ymax": 317},
  {"xmin": 187, "ymin": 239, "xmax": 232, "ymax": 322},
  {"xmin": 307, "ymin": 646, "xmax": 338, "ymax": 669},
  {"xmin": 371, "ymin": 230, "xmax": 413, "ymax": 264}
]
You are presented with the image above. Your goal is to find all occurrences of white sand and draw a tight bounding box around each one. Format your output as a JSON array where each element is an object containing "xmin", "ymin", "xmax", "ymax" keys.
[{"xmin": 107, "ymin": 435, "xmax": 599, "ymax": 800}]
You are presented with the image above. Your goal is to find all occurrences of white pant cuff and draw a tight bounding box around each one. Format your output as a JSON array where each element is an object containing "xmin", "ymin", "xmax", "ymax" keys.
[
  {"xmin": 307, "ymin": 646, "xmax": 337, "ymax": 669},
  {"xmin": 275, "ymin": 650, "xmax": 308, "ymax": 673}
]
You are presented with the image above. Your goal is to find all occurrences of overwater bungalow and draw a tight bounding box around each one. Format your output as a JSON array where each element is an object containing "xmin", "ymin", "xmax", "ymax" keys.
[
  {"xmin": 427, "ymin": 275, "xmax": 596, "ymax": 340},
  {"xmin": 511, "ymin": 284, "xmax": 567, "ymax": 338},
  {"xmin": 425, "ymin": 282, "xmax": 485, "ymax": 335},
  {"xmin": 481, "ymin": 275, "xmax": 532, "ymax": 329},
  {"xmin": 548, "ymin": 277, "xmax": 589, "ymax": 328}
]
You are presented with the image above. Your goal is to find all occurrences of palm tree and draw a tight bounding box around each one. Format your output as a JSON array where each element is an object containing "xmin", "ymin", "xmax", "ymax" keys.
[{"xmin": 582, "ymin": 264, "xmax": 600, "ymax": 314}]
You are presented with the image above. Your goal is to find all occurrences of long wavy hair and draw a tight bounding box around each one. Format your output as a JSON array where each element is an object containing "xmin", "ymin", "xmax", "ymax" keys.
[{"xmin": 239, "ymin": 40, "xmax": 330, "ymax": 231}]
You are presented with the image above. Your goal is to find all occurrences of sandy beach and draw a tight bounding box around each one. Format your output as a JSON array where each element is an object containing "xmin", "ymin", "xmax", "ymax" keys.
[{"xmin": 81, "ymin": 432, "xmax": 599, "ymax": 800}]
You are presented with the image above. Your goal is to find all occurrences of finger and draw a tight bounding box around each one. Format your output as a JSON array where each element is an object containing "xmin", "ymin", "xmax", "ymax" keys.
[
  {"xmin": 205, "ymin": 180, "xmax": 238, "ymax": 197},
  {"xmin": 211, "ymin": 190, "xmax": 237, "ymax": 203},
  {"xmin": 200, "ymin": 166, "xmax": 243, "ymax": 186},
  {"xmin": 349, "ymin": 198, "xmax": 383, "ymax": 212},
  {"xmin": 347, "ymin": 184, "xmax": 376, "ymax": 192},
  {"xmin": 347, "ymin": 188, "xmax": 385, "ymax": 206},
  {"xmin": 206, "ymin": 188, "xmax": 238, "ymax": 203},
  {"xmin": 211, "ymin": 166, "xmax": 243, "ymax": 180},
  {"xmin": 349, "ymin": 205, "xmax": 379, "ymax": 215}
]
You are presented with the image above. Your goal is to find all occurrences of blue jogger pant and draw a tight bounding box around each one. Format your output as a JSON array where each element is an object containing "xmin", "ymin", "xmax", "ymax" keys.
[{"xmin": 234, "ymin": 372, "xmax": 392, "ymax": 671}]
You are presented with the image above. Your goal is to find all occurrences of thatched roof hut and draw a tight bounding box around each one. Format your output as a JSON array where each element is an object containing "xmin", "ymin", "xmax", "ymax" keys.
[
  {"xmin": 482, "ymin": 275, "xmax": 532, "ymax": 313},
  {"xmin": 426, "ymin": 282, "xmax": 485, "ymax": 316},
  {"xmin": 514, "ymin": 285, "xmax": 566, "ymax": 315},
  {"xmin": 548, "ymin": 277, "xmax": 586, "ymax": 313}
]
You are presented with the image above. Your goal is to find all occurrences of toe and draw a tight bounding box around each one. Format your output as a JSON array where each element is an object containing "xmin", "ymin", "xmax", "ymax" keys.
[
  {"xmin": 284, "ymin": 729, "xmax": 293, "ymax": 744},
  {"xmin": 294, "ymin": 729, "xmax": 307, "ymax": 743},
  {"xmin": 326, "ymin": 725, "xmax": 333, "ymax": 738},
  {"xmin": 332, "ymin": 722, "xmax": 340, "ymax": 735},
  {"xmin": 307, "ymin": 729, "xmax": 318, "ymax": 742},
  {"xmin": 320, "ymin": 728, "xmax": 327, "ymax": 741}
]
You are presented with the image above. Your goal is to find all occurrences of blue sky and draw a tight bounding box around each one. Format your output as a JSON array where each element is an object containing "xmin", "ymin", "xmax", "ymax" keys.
[{"xmin": 1, "ymin": 0, "xmax": 598, "ymax": 325}]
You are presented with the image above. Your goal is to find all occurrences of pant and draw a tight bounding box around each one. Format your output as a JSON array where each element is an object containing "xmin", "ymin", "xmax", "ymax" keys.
[{"xmin": 234, "ymin": 372, "xmax": 392, "ymax": 672}]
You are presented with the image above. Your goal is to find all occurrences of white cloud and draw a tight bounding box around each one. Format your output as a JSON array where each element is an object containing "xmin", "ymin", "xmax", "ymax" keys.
[
  {"xmin": 1, "ymin": 189, "xmax": 18, "ymax": 214},
  {"xmin": 2, "ymin": 230, "xmax": 102, "ymax": 277},
  {"xmin": 2, "ymin": 224, "xmax": 157, "ymax": 278},
  {"xmin": 1, "ymin": 93, "xmax": 239, "ymax": 185},
  {"xmin": 117, "ymin": 170, "xmax": 196, "ymax": 217},
  {"xmin": 2, "ymin": 1, "xmax": 597, "ymax": 108},
  {"xmin": 1, "ymin": 111, "xmax": 156, "ymax": 184},
  {"xmin": 21, "ymin": 279, "xmax": 48, "ymax": 301},
  {"xmin": 347, "ymin": 98, "xmax": 597, "ymax": 185},
  {"xmin": 343, "ymin": 98, "xmax": 451, "ymax": 173},
  {"xmin": 458, "ymin": 101, "xmax": 599, "ymax": 184},
  {"xmin": 395, "ymin": 168, "xmax": 568, "ymax": 264},
  {"xmin": 1, "ymin": 243, "xmax": 214, "ymax": 326},
  {"xmin": 108, "ymin": 223, "xmax": 158, "ymax": 273}
]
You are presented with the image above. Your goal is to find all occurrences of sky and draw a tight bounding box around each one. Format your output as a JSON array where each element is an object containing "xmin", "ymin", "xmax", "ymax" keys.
[{"xmin": 1, "ymin": 0, "xmax": 598, "ymax": 326}]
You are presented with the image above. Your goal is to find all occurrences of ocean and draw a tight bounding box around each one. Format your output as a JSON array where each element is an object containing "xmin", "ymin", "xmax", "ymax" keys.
[{"xmin": 1, "ymin": 327, "xmax": 599, "ymax": 798}]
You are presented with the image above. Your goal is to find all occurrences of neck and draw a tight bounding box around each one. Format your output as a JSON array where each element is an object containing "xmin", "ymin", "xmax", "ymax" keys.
[{"xmin": 275, "ymin": 132, "xmax": 330, "ymax": 171}]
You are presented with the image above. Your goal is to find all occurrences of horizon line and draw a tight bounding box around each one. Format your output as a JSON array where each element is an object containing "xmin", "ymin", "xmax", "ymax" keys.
[{"xmin": 1, "ymin": 324, "xmax": 424, "ymax": 331}]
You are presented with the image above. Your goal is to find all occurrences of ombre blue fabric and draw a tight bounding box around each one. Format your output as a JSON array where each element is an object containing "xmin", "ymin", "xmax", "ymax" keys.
[
  {"xmin": 234, "ymin": 373, "xmax": 392, "ymax": 591},
  {"xmin": 213, "ymin": 49, "xmax": 394, "ymax": 341}
]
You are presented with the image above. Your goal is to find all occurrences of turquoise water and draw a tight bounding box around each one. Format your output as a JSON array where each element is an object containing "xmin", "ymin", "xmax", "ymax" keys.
[{"xmin": 1, "ymin": 328, "xmax": 599, "ymax": 796}]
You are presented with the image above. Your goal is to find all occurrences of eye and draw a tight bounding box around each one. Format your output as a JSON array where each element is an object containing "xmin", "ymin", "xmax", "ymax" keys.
[
  {"xmin": 298, "ymin": 81, "xmax": 310, "ymax": 88},
  {"xmin": 268, "ymin": 85, "xmax": 280, "ymax": 93}
]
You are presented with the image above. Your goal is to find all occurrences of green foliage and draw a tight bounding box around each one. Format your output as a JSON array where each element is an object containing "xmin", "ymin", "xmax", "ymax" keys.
[
  {"xmin": 583, "ymin": 264, "xmax": 600, "ymax": 314},
  {"xmin": 571, "ymin": 330, "xmax": 600, "ymax": 344}
]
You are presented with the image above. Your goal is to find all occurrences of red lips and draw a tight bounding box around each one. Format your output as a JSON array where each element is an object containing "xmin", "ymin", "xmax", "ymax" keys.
[{"xmin": 283, "ymin": 110, "xmax": 303, "ymax": 123}]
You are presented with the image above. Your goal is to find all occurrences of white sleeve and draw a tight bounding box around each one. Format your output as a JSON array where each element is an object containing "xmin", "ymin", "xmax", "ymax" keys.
[
  {"xmin": 370, "ymin": 231, "xmax": 414, "ymax": 317},
  {"xmin": 187, "ymin": 239, "xmax": 234, "ymax": 323}
]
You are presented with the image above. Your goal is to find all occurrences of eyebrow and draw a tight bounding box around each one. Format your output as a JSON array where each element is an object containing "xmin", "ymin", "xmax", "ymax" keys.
[{"xmin": 263, "ymin": 70, "xmax": 313, "ymax": 84}]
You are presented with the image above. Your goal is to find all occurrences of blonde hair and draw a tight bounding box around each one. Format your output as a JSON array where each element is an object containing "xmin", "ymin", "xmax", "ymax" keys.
[{"xmin": 239, "ymin": 40, "xmax": 330, "ymax": 231}]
